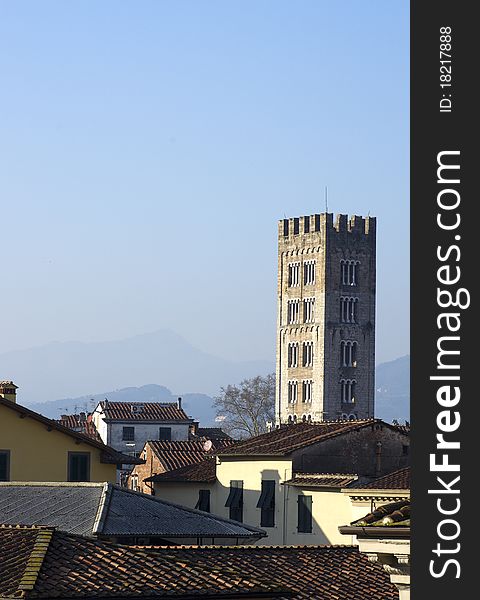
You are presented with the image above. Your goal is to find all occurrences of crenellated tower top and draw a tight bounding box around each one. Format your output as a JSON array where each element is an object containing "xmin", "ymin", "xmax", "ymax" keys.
[{"xmin": 278, "ymin": 213, "xmax": 376, "ymax": 241}]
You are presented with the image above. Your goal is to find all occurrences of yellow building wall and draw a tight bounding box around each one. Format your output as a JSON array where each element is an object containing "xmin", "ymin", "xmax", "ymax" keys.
[
  {"xmin": 285, "ymin": 486, "xmax": 353, "ymax": 545},
  {"xmin": 153, "ymin": 482, "xmax": 215, "ymax": 510},
  {"xmin": 0, "ymin": 404, "xmax": 117, "ymax": 482},
  {"xmin": 153, "ymin": 457, "xmax": 358, "ymax": 546},
  {"xmin": 215, "ymin": 457, "xmax": 293, "ymax": 545}
]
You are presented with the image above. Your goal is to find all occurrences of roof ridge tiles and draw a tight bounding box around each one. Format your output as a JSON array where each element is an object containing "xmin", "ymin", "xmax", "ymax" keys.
[{"xmin": 17, "ymin": 527, "xmax": 54, "ymax": 592}]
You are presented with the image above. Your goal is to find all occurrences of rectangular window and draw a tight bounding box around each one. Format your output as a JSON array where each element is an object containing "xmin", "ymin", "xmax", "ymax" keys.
[
  {"xmin": 288, "ymin": 263, "xmax": 300, "ymax": 287},
  {"xmin": 122, "ymin": 426, "xmax": 135, "ymax": 441},
  {"xmin": 302, "ymin": 342, "xmax": 313, "ymax": 367},
  {"xmin": 288, "ymin": 342, "xmax": 298, "ymax": 368},
  {"xmin": 287, "ymin": 300, "xmax": 300, "ymax": 324},
  {"xmin": 303, "ymin": 298, "xmax": 315, "ymax": 323},
  {"xmin": 195, "ymin": 489, "xmax": 211, "ymax": 512},
  {"xmin": 0, "ymin": 450, "xmax": 10, "ymax": 481},
  {"xmin": 341, "ymin": 341, "xmax": 358, "ymax": 367},
  {"xmin": 68, "ymin": 452, "xmax": 91, "ymax": 482},
  {"xmin": 302, "ymin": 380, "xmax": 313, "ymax": 403},
  {"xmin": 340, "ymin": 297, "xmax": 358, "ymax": 324},
  {"xmin": 288, "ymin": 381, "xmax": 298, "ymax": 404},
  {"xmin": 158, "ymin": 427, "xmax": 172, "ymax": 441},
  {"xmin": 341, "ymin": 380, "xmax": 356, "ymax": 404},
  {"xmin": 257, "ymin": 480, "xmax": 275, "ymax": 527},
  {"xmin": 225, "ymin": 480, "xmax": 243, "ymax": 522},
  {"xmin": 298, "ymin": 495, "xmax": 313, "ymax": 533},
  {"xmin": 341, "ymin": 260, "xmax": 359, "ymax": 286},
  {"xmin": 304, "ymin": 261, "xmax": 315, "ymax": 285}
]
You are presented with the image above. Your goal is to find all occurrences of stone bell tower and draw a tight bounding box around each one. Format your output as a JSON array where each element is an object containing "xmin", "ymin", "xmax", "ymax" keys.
[{"xmin": 275, "ymin": 213, "xmax": 376, "ymax": 424}]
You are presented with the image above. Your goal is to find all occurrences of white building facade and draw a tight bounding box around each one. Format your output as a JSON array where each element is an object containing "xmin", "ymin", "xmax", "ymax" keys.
[{"xmin": 92, "ymin": 400, "xmax": 193, "ymax": 459}]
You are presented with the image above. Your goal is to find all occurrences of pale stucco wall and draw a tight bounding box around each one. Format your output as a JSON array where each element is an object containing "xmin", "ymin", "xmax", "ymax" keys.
[
  {"xmin": 215, "ymin": 457, "xmax": 293, "ymax": 545},
  {"xmin": 152, "ymin": 482, "xmax": 214, "ymax": 511},
  {"xmin": 0, "ymin": 404, "xmax": 117, "ymax": 482},
  {"xmin": 153, "ymin": 458, "xmax": 367, "ymax": 547},
  {"xmin": 285, "ymin": 486, "xmax": 354, "ymax": 545}
]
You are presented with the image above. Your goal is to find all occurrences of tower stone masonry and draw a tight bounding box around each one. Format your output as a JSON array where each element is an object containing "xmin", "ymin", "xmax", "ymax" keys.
[{"xmin": 275, "ymin": 213, "xmax": 376, "ymax": 424}]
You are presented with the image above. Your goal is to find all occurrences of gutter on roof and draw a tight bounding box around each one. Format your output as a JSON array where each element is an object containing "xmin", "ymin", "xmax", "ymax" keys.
[
  {"xmin": 342, "ymin": 488, "xmax": 410, "ymax": 497},
  {"xmin": 40, "ymin": 592, "xmax": 292, "ymax": 599},
  {"xmin": 338, "ymin": 525, "xmax": 411, "ymax": 538}
]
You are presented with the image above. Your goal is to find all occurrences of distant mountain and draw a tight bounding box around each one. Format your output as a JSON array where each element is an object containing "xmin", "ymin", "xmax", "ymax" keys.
[
  {"xmin": 375, "ymin": 355, "xmax": 410, "ymax": 422},
  {"xmin": 0, "ymin": 329, "xmax": 273, "ymax": 408},
  {"xmin": 28, "ymin": 384, "xmax": 217, "ymax": 425},
  {"xmin": 2, "ymin": 329, "xmax": 409, "ymax": 425},
  {"xmin": 32, "ymin": 353, "xmax": 410, "ymax": 426}
]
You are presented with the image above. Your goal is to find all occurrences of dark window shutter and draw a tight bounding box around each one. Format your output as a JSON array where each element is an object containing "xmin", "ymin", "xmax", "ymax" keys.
[
  {"xmin": 68, "ymin": 452, "xmax": 91, "ymax": 482},
  {"xmin": 158, "ymin": 427, "xmax": 172, "ymax": 441},
  {"xmin": 122, "ymin": 427, "xmax": 135, "ymax": 441},
  {"xmin": 226, "ymin": 481, "xmax": 243, "ymax": 522},
  {"xmin": 0, "ymin": 451, "xmax": 10, "ymax": 481},
  {"xmin": 258, "ymin": 480, "xmax": 275, "ymax": 527},
  {"xmin": 195, "ymin": 489, "xmax": 211, "ymax": 512},
  {"xmin": 298, "ymin": 495, "xmax": 313, "ymax": 533}
]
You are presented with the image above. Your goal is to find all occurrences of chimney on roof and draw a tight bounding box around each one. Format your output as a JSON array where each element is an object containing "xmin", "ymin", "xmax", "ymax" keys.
[
  {"xmin": 375, "ymin": 441, "xmax": 383, "ymax": 477},
  {"xmin": 177, "ymin": 397, "xmax": 182, "ymax": 410},
  {"xmin": 0, "ymin": 381, "xmax": 18, "ymax": 403}
]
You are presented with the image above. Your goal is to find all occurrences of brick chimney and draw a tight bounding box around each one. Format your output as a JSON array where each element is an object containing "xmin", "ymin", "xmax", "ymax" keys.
[{"xmin": 0, "ymin": 381, "xmax": 18, "ymax": 403}]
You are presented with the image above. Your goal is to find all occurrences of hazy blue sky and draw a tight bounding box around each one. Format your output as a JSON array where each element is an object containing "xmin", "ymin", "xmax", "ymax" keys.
[{"xmin": 0, "ymin": 1, "xmax": 409, "ymax": 365}]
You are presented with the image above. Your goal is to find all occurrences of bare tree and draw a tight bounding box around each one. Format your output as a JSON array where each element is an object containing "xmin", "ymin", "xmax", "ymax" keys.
[{"xmin": 213, "ymin": 374, "xmax": 275, "ymax": 439}]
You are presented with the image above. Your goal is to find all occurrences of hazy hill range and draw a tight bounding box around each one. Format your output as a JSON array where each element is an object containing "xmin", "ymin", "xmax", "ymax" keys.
[
  {"xmin": 0, "ymin": 329, "xmax": 272, "ymax": 407},
  {"xmin": 28, "ymin": 384, "xmax": 218, "ymax": 425},
  {"xmin": 2, "ymin": 330, "xmax": 409, "ymax": 425},
  {"xmin": 375, "ymin": 355, "xmax": 410, "ymax": 422}
]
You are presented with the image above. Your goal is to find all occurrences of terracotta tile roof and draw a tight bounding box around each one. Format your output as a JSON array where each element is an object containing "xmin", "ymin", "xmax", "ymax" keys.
[
  {"xmin": 56, "ymin": 414, "xmax": 102, "ymax": 442},
  {"xmin": 0, "ymin": 397, "xmax": 142, "ymax": 465},
  {"xmin": 217, "ymin": 419, "xmax": 402, "ymax": 457},
  {"xmin": 147, "ymin": 458, "xmax": 217, "ymax": 483},
  {"xmin": 351, "ymin": 499, "xmax": 411, "ymax": 528},
  {"xmin": 285, "ymin": 473, "xmax": 358, "ymax": 488},
  {"xmin": 100, "ymin": 401, "xmax": 191, "ymax": 422},
  {"xmin": 148, "ymin": 439, "xmax": 234, "ymax": 472},
  {"xmin": 0, "ymin": 525, "xmax": 399, "ymax": 599},
  {"xmin": 0, "ymin": 525, "xmax": 40, "ymax": 597},
  {"xmin": 357, "ymin": 467, "xmax": 410, "ymax": 490}
]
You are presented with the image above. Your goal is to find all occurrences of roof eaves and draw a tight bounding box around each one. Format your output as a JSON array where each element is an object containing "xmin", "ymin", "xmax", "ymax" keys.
[
  {"xmin": 338, "ymin": 525, "xmax": 411, "ymax": 538},
  {"xmin": 343, "ymin": 488, "xmax": 410, "ymax": 496},
  {"xmin": 0, "ymin": 397, "xmax": 141, "ymax": 464}
]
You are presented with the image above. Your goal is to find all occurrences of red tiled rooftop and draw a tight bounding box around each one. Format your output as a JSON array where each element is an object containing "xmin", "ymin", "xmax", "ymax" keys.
[
  {"xmin": 100, "ymin": 401, "xmax": 191, "ymax": 422},
  {"xmin": 350, "ymin": 499, "xmax": 411, "ymax": 528},
  {"xmin": 147, "ymin": 458, "xmax": 217, "ymax": 483},
  {"xmin": 148, "ymin": 439, "xmax": 234, "ymax": 472},
  {"xmin": 357, "ymin": 467, "xmax": 410, "ymax": 490},
  {"xmin": 285, "ymin": 473, "xmax": 358, "ymax": 488},
  {"xmin": 56, "ymin": 414, "xmax": 102, "ymax": 442},
  {"xmin": 217, "ymin": 419, "xmax": 402, "ymax": 457},
  {"xmin": 0, "ymin": 525, "xmax": 399, "ymax": 599}
]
